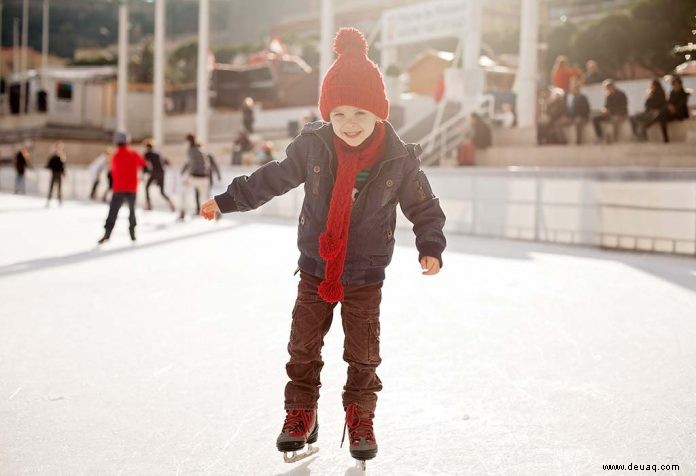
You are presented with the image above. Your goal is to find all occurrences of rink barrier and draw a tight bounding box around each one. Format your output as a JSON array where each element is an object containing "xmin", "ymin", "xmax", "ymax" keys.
[{"xmin": 1, "ymin": 165, "xmax": 695, "ymax": 256}]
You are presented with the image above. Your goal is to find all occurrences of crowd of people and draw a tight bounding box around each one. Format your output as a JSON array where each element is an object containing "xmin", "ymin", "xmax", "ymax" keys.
[
  {"xmin": 537, "ymin": 55, "xmax": 691, "ymax": 145},
  {"xmin": 10, "ymin": 131, "xmax": 230, "ymax": 242}
]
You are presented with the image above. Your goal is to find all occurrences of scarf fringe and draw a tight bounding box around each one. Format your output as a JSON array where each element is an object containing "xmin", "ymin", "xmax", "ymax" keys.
[{"xmin": 318, "ymin": 279, "xmax": 344, "ymax": 303}]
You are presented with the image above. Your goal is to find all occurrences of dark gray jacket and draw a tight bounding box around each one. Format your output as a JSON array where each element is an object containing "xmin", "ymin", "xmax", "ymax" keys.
[
  {"xmin": 182, "ymin": 145, "xmax": 209, "ymax": 177},
  {"xmin": 214, "ymin": 121, "xmax": 446, "ymax": 285}
]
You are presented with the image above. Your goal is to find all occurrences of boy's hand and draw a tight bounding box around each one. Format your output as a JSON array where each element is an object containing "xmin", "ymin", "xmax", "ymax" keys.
[
  {"xmin": 420, "ymin": 256, "xmax": 440, "ymax": 275},
  {"xmin": 200, "ymin": 198, "xmax": 220, "ymax": 220}
]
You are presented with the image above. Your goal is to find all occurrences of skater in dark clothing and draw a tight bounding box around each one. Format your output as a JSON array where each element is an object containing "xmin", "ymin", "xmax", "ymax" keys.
[
  {"xmin": 14, "ymin": 146, "xmax": 31, "ymax": 194},
  {"xmin": 46, "ymin": 142, "xmax": 66, "ymax": 206},
  {"xmin": 200, "ymin": 28, "xmax": 446, "ymax": 469},
  {"xmin": 98, "ymin": 131, "xmax": 146, "ymax": 244},
  {"xmin": 143, "ymin": 140, "xmax": 175, "ymax": 211}
]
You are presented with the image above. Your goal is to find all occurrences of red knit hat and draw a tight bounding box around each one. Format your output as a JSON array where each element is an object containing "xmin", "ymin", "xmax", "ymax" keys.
[{"xmin": 318, "ymin": 28, "xmax": 389, "ymax": 121}]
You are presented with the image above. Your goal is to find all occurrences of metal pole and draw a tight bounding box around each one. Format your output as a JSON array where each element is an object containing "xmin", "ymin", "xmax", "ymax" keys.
[
  {"xmin": 20, "ymin": 0, "xmax": 28, "ymax": 114},
  {"xmin": 319, "ymin": 0, "xmax": 334, "ymax": 85},
  {"xmin": 12, "ymin": 18, "xmax": 18, "ymax": 80},
  {"xmin": 153, "ymin": 0, "xmax": 165, "ymax": 146},
  {"xmin": 42, "ymin": 0, "xmax": 49, "ymax": 89},
  {"xmin": 0, "ymin": 1, "xmax": 3, "ymax": 93},
  {"xmin": 462, "ymin": 0, "xmax": 483, "ymax": 97},
  {"xmin": 117, "ymin": 0, "xmax": 129, "ymax": 132},
  {"xmin": 514, "ymin": 0, "xmax": 540, "ymax": 128},
  {"xmin": 196, "ymin": 0, "xmax": 209, "ymax": 145}
]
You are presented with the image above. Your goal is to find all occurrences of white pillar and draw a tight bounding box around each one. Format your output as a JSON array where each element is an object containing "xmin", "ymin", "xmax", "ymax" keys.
[
  {"xmin": 514, "ymin": 0, "xmax": 539, "ymax": 128},
  {"xmin": 379, "ymin": 12, "xmax": 397, "ymax": 85},
  {"xmin": 117, "ymin": 0, "xmax": 129, "ymax": 132},
  {"xmin": 20, "ymin": 0, "xmax": 28, "ymax": 114},
  {"xmin": 41, "ymin": 0, "xmax": 49, "ymax": 89},
  {"xmin": 196, "ymin": 0, "xmax": 209, "ymax": 145},
  {"xmin": 462, "ymin": 0, "xmax": 483, "ymax": 98},
  {"xmin": 0, "ymin": 1, "xmax": 3, "ymax": 89},
  {"xmin": 153, "ymin": 0, "xmax": 166, "ymax": 146},
  {"xmin": 318, "ymin": 0, "xmax": 334, "ymax": 84}
]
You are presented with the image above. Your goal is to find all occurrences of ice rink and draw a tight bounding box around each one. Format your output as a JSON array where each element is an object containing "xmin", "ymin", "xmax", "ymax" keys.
[{"xmin": 1, "ymin": 193, "xmax": 695, "ymax": 475}]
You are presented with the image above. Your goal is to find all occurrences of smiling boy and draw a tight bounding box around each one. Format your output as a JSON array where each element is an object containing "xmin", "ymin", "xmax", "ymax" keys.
[{"xmin": 200, "ymin": 28, "xmax": 446, "ymax": 466}]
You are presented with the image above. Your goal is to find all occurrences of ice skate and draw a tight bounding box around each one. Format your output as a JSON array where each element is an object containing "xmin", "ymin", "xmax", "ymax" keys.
[
  {"xmin": 342, "ymin": 403, "xmax": 377, "ymax": 469},
  {"xmin": 276, "ymin": 409, "xmax": 319, "ymax": 463}
]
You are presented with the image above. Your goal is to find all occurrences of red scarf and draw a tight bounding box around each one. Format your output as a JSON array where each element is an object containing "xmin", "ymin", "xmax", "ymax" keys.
[{"xmin": 318, "ymin": 121, "xmax": 387, "ymax": 303}]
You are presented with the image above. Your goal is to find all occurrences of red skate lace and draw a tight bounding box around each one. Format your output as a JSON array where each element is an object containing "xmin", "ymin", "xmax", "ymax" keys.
[
  {"xmin": 341, "ymin": 403, "xmax": 375, "ymax": 447},
  {"xmin": 282, "ymin": 410, "xmax": 313, "ymax": 436}
]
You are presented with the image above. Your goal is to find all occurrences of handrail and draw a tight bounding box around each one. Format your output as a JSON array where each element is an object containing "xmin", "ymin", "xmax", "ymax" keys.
[{"xmin": 418, "ymin": 94, "xmax": 495, "ymax": 166}]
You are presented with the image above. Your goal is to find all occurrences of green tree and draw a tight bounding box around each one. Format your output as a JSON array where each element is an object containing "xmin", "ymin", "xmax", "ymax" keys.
[
  {"xmin": 630, "ymin": 0, "xmax": 696, "ymax": 74},
  {"xmin": 545, "ymin": 0, "xmax": 696, "ymax": 80},
  {"xmin": 167, "ymin": 40, "xmax": 198, "ymax": 85},
  {"xmin": 573, "ymin": 14, "xmax": 635, "ymax": 78},
  {"xmin": 131, "ymin": 40, "xmax": 154, "ymax": 83}
]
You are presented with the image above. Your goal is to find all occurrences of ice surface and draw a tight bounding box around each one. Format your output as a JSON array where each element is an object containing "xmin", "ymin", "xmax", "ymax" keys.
[{"xmin": 1, "ymin": 193, "xmax": 695, "ymax": 475}]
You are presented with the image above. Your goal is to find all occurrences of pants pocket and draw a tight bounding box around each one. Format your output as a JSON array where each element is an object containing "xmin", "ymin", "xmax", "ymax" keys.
[{"xmin": 367, "ymin": 320, "xmax": 381, "ymax": 364}]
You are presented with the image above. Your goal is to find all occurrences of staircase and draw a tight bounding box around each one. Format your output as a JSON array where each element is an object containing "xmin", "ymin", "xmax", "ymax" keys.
[{"xmin": 399, "ymin": 95, "xmax": 494, "ymax": 166}]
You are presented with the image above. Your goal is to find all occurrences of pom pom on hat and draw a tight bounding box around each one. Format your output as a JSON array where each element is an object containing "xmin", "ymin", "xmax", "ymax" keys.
[
  {"xmin": 319, "ymin": 27, "xmax": 389, "ymax": 121},
  {"xmin": 333, "ymin": 27, "xmax": 368, "ymax": 56}
]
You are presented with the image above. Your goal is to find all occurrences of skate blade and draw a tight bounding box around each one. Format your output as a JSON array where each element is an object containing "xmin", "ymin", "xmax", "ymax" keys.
[
  {"xmin": 355, "ymin": 459, "xmax": 366, "ymax": 471},
  {"xmin": 283, "ymin": 444, "xmax": 319, "ymax": 463}
]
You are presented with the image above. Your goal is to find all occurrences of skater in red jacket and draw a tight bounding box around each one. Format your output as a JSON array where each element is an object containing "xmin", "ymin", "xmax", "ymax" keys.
[
  {"xmin": 200, "ymin": 28, "xmax": 446, "ymax": 469},
  {"xmin": 98, "ymin": 131, "xmax": 146, "ymax": 244}
]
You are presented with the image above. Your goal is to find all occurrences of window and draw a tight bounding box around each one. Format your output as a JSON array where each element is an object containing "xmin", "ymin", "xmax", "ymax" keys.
[{"xmin": 56, "ymin": 82, "xmax": 73, "ymax": 101}]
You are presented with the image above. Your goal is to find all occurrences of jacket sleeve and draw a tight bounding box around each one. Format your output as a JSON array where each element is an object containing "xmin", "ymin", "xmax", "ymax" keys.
[
  {"xmin": 398, "ymin": 146, "xmax": 447, "ymax": 267},
  {"xmin": 214, "ymin": 135, "xmax": 308, "ymax": 213}
]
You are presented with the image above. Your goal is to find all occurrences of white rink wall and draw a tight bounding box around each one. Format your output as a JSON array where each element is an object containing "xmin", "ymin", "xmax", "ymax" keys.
[{"xmin": 2, "ymin": 165, "xmax": 695, "ymax": 255}]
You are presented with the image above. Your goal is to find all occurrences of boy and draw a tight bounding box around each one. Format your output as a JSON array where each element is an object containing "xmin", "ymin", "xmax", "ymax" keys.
[{"xmin": 200, "ymin": 28, "xmax": 446, "ymax": 466}]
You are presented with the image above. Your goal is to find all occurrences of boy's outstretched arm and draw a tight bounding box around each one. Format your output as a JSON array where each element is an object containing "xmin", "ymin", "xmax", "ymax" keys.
[
  {"xmin": 201, "ymin": 137, "xmax": 309, "ymax": 220},
  {"xmin": 398, "ymin": 152, "xmax": 446, "ymax": 275}
]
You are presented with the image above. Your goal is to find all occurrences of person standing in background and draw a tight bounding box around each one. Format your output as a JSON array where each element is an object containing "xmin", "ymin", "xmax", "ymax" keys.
[
  {"xmin": 551, "ymin": 55, "xmax": 582, "ymax": 92},
  {"xmin": 46, "ymin": 142, "xmax": 66, "ymax": 206},
  {"xmin": 242, "ymin": 97, "xmax": 256, "ymax": 133},
  {"xmin": 584, "ymin": 60, "xmax": 604, "ymax": 85},
  {"xmin": 97, "ymin": 131, "xmax": 146, "ymax": 244},
  {"xmin": 14, "ymin": 146, "xmax": 31, "ymax": 194}
]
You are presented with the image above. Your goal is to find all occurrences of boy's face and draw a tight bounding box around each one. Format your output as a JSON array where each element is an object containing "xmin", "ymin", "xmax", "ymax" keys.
[{"xmin": 329, "ymin": 105, "xmax": 378, "ymax": 147}]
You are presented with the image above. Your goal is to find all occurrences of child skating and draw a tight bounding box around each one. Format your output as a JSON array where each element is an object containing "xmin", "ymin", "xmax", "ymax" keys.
[{"xmin": 200, "ymin": 28, "xmax": 446, "ymax": 469}]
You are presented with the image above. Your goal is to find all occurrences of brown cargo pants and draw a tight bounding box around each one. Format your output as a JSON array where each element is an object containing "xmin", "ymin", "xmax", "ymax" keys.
[{"xmin": 284, "ymin": 271, "xmax": 383, "ymax": 413}]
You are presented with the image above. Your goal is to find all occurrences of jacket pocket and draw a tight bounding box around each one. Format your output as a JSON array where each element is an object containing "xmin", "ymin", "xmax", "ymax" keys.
[
  {"xmin": 308, "ymin": 158, "xmax": 322, "ymax": 196},
  {"xmin": 379, "ymin": 175, "xmax": 401, "ymax": 207}
]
